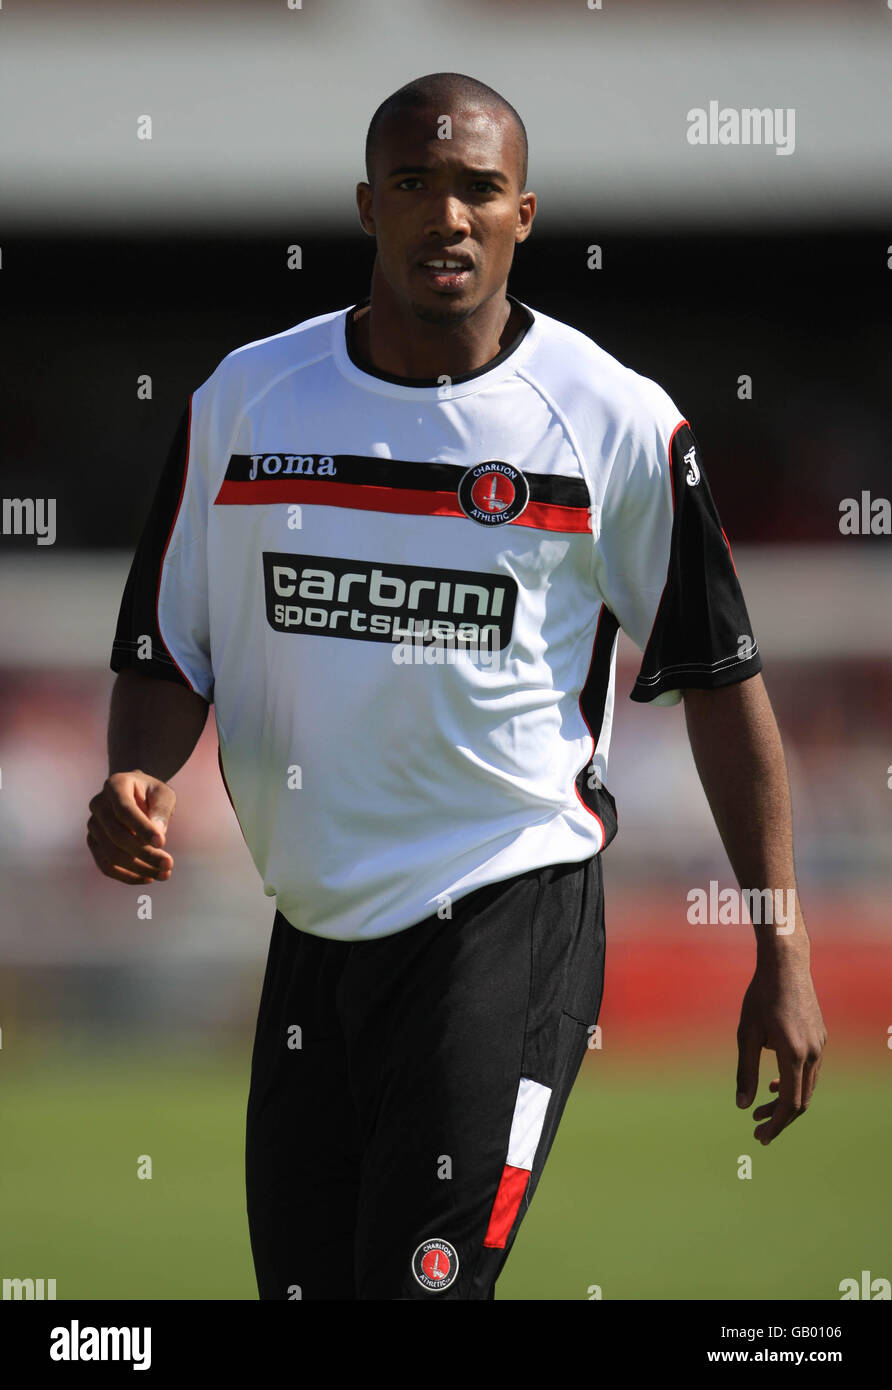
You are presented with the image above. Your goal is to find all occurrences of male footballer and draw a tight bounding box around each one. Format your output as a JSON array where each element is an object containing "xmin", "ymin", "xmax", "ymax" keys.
[{"xmin": 87, "ymin": 73, "xmax": 827, "ymax": 1301}]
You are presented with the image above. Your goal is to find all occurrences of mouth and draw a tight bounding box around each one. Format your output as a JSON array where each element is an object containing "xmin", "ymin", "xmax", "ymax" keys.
[{"xmin": 416, "ymin": 255, "xmax": 474, "ymax": 291}]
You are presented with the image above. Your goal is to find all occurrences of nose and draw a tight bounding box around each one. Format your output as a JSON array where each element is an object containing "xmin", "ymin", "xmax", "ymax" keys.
[{"xmin": 424, "ymin": 195, "xmax": 472, "ymax": 239}]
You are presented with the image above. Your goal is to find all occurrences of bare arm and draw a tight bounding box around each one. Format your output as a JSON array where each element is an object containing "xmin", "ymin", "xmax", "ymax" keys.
[
  {"xmin": 683, "ymin": 672, "xmax": 799, "ymax": 935},
  {"xmin": 683, "ymin": 673, "xmax": 827, "ymax": 1145},
  {"xmin": 108, "ymin": 667, "xmax": 209, "ymax": 780},
  {"xmin": 87, "ymin": 669, "xmax": 210, "ymax": 886}
]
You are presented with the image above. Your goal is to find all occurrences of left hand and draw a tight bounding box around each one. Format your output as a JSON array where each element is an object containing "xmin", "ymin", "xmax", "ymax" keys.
[{"xmin": 735, "ymin": 954, "xmax": 827, "ymax": 1145}]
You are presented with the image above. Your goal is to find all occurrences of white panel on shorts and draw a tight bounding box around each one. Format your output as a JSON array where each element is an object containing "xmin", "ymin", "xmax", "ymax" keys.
[{"xmin": 505, "ymin": 1076, "xmax": 553, "ymax": 1171}]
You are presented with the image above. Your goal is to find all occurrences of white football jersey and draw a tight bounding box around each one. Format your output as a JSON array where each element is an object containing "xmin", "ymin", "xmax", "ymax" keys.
[{"xmin": 111, "ymin": 296, "xmax": 761, "ymax": 940}]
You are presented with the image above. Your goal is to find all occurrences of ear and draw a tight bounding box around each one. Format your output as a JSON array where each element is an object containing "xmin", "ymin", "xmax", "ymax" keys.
[
  {"xmin": 356, "ymin": 182, "xmax": 376, "ymax": 237},
  {"xmin": 515, "ymin": 191, "xmax": 536, "ymax": 244}
]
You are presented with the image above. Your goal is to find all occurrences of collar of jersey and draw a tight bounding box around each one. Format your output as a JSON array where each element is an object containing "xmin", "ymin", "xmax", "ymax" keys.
[{"xmin": 333, "ymin": 293, "xmax": 538, "ymax": 399}]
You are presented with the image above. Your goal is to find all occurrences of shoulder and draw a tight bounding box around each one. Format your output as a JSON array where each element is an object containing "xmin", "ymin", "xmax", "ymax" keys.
[
  {"xmin": 520, "ymin": 301, "xmax": 686, "ymax": 451},
  {"xmin": 194, "ymin": 305, "xmax": 348, "ymax": 413}
]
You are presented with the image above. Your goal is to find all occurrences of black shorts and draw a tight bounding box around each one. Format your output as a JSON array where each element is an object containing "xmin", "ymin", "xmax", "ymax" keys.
[{"xmin": 245, "ymin": 853, "xmax": 606, "ymax": 1300}]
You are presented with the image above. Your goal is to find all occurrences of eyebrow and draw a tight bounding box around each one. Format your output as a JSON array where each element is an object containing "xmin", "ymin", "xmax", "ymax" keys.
[{"xmin": 386, "ymin": 165, "xmax": 507, "ymax": 181}]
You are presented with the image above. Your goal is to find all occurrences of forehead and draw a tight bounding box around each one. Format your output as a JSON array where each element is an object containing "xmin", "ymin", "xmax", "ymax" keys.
[{"xmin": 375, "ymin": 103, "xmax": 521, "ymax": 175}]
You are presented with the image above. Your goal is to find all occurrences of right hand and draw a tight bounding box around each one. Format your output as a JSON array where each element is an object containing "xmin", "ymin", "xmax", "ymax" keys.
[{"xmin": 87, "ymin": 771, "xmax": 176, "ymax": 885}]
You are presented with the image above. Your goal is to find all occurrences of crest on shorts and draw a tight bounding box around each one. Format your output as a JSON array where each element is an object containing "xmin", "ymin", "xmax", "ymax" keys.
[
  {"xmin": 411, "ymin": 1237, "xmax": 460, "ymax": 1292},
  {"xmin": 458, "ymin": 462, "xmax": 529, "ymax": 527}
]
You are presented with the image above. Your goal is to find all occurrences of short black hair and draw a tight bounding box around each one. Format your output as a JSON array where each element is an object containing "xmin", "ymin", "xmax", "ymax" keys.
[{"xmin": 365, "ymin": 72, "xmax": 528, "ymax": 189}]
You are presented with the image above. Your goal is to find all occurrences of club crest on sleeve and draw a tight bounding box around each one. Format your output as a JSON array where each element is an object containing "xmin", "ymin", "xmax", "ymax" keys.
[
  {"xmin": 458, "ymin": 462, "xmax": 530, "ymax": 526},
  {"xmin": 411, "ymin": 1237, "xmax": 459, "ymax": 1291}
]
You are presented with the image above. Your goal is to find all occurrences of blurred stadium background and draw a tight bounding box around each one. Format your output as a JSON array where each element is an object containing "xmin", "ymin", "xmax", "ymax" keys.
[{"xmin": 1, "ymin": 0, "xmax": 889, "ymax": 1300}]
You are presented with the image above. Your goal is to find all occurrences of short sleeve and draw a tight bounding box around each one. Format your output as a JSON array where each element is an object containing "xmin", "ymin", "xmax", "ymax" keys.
[
  {"xmin": 110, "ymin": 400, "xmax": 214, "ymax": 702},
  {"xmin": 596, "ymin": 416, "xmax": 762, "ymax": 706}
]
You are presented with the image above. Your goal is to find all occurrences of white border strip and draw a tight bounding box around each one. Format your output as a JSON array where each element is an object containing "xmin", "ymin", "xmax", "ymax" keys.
[{"xmin": 505, "ymin": 1077, "xmax": 552, "ymax": 1172}]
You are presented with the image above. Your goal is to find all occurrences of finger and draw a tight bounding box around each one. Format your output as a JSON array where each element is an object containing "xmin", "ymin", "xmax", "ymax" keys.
[
  {"xmin": 755, "ymin": 1055, "xmax": 804, "ymax": 1144},
  {"xmin": 86, "ymin": 828, "xmax": 172, "ymax": 884},
  {"xmin": 88, "ymin": 804, "xmax": 173, "ymax": 869},
  {"xmin": 801, "ymin": 1047, "xmax": 824, "ymax": 1109},
  {"xmin": 753, "ymin": 1077, "xmax": 781, "ymax": 1109},
  {"xmin": 752, "ymin": 1077, "xmax": 781, "ymax": 1118},
  {"xmin": 87, "ymin": 826, "xmax": 173, "ymax": 879},
  {"xmin": 87, "ymin": 830, "xmax": 167, "ymax": 885},
  {"xmin": 94, "ymin": 782, "xmax": 166, "ymax": 844},
  {"xmin": 752, "ymin": 1080, "xmax": 781, "ymax": 1119},
  {"xmin": 137, "ymin": 781, "xmax": 177, "ymax": 842},
  {"xmin": 756, "ymin": 1105, "xmax": 806, "ymax": 1142},
  {"xmin": 736, "ymin": 1028, "xmax": 762, "ymax": 1108},
  {"xmin": 87, "ymin": 816, "xmax": 173, "ymax": 877}
]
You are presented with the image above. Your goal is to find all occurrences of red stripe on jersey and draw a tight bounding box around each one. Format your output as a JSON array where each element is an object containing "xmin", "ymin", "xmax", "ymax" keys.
[
  {"xmin": 482, "ymin": 1164, "xmax": 531, "ymax": 1249},
  {"xmin": 573, "ymin": 798, "xmax": 606, "ymax": 843},
  {"xmin": 213, "ymin": 479, "xmax": 591, "ymax": 533},
  {"xmin": 721, "ymin": 526, "xmax": 738, "ymax": 576},
  {"xmin": 666, "ymin": 417, "xmax": 689, "ymax": 512},
  {"xmin": 634, "ymin": 417, "xmax": 690, "ymax": 661}
]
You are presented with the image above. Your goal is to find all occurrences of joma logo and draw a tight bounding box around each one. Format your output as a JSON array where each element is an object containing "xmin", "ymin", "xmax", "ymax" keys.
[{"xmin": 248, "ymin": 454, "xmax": 337, "ymax": 481}]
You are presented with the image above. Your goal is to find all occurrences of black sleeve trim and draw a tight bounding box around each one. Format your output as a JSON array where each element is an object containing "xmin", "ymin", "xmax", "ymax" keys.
[
  {"xmin": 109, "ymin": 404, "xmax": 199, "ymax": 691},
  {"xmin": 574, "ymin": 607, "xmax": 620, "ymax": 851},
  {"xmin": 630, "ymin": 422, "xmax": 762, "ymax": 703}
]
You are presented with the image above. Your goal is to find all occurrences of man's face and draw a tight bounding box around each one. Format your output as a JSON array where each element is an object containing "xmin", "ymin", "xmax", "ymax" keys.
[{"xmin": 357, "ymin": 104, "xmax": 535, "ymax": 325}]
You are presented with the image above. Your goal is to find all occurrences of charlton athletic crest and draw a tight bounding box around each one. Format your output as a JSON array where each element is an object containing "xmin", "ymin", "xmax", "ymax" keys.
[
  {"xmin": 458, "ymin": 461, "xmax": 530, "ymax": 527},
  {"xmin": 411, "ymin": 1237, "xmax": 460, "ymax": 1292}
]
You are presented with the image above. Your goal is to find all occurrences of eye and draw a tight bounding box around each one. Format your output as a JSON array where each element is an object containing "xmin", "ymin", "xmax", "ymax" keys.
[
  {"xmin": 397, "ymin": 177, "xmax": 424, "ymax": 190},
  {"xmin": 470, "ymin": 181, "xmax": 498, "ymax": 193}
]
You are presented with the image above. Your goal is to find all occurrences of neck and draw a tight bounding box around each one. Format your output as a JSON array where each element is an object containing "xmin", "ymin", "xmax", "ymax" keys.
[{"xmin": 353, "ymin": 261, "xmax": 517, "ymax": 380}]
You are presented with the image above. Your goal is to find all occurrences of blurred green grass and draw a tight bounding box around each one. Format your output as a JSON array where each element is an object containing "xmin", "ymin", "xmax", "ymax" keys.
[{"xmin": 1, "ymin": 1044, "xmax": 887, "ymax": 1300}]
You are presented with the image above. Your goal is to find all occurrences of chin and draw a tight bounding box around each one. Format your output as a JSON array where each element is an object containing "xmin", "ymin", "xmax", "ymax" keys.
[{"xmin": 409, "ymin": 297, "xmax": 477, "ymax": 326}]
